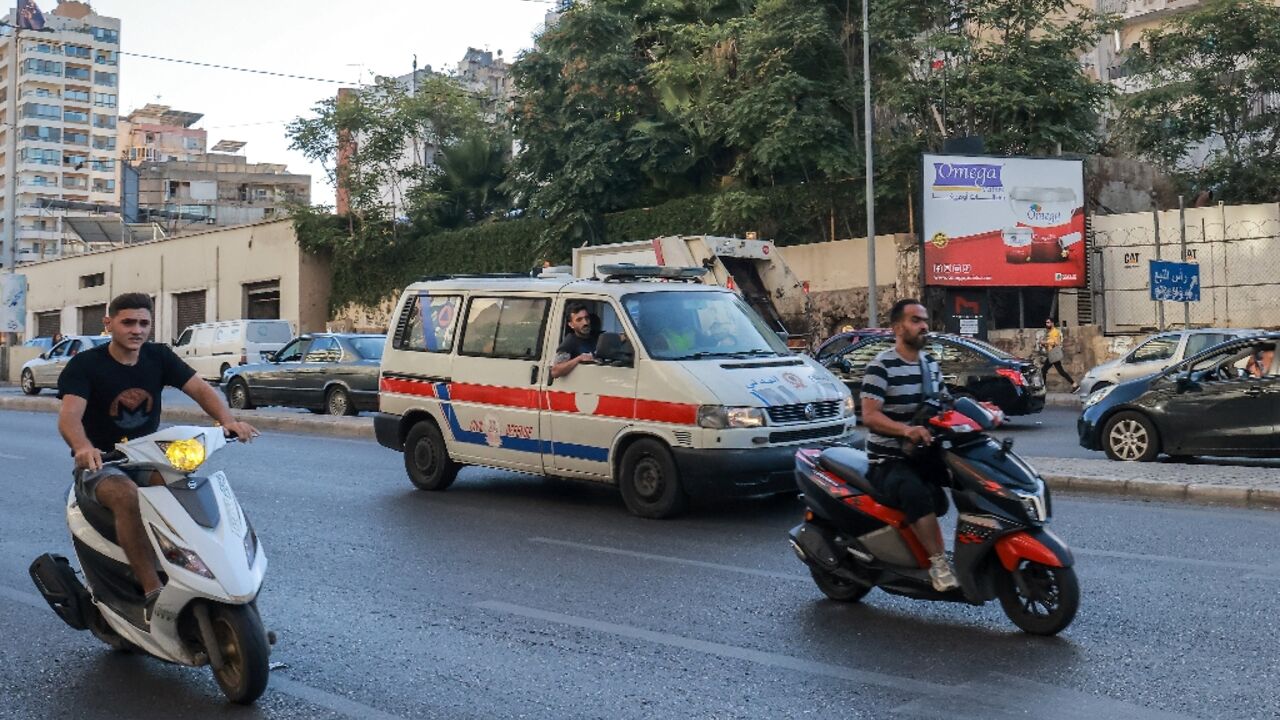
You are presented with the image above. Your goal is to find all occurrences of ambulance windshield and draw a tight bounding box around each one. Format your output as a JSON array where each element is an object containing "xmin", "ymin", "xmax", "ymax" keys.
[{"xmin": 621, "ymin": 291, "xmax": 789, "ymax": 360}]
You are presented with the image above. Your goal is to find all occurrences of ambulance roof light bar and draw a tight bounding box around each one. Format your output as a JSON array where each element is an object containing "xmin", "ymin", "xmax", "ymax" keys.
[{"xmin": 597, "ymin": 264, "xmax": 708, "ymax": 283}]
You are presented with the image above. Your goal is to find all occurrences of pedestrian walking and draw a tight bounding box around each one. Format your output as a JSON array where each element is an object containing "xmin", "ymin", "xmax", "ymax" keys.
[{"xmin": 1039, "ymin": 318, "xmax": 1077, "ymax": 392}]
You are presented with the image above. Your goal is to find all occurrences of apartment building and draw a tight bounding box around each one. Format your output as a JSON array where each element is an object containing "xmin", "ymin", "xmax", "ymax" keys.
[{"xmin": 0, "ymin": 0, "xmax": 121, "ymax": 266}]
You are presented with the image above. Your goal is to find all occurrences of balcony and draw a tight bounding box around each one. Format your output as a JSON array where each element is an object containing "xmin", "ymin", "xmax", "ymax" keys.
[{"xmin": 1120, "ymin": 0, "xmax": 1203, "ymax": 21}]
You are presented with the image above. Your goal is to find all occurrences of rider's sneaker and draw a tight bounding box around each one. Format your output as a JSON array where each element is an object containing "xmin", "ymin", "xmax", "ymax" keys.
[{"xmin": 929, "ymin": 553, "xmax": 959, "ymax": 591}]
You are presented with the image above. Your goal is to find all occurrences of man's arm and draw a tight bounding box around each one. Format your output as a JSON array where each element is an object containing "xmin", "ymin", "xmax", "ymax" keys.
[
  {"xmin": 180, "ymin": 375, "xmax": 259, "ymax": 441},
  {"xmin": 550, "ymin": 352, "xmax": 592, "ymax": 379},
  {"xmin": 58, "ymin": 394, "xmax": 102, "ymax": 470}
]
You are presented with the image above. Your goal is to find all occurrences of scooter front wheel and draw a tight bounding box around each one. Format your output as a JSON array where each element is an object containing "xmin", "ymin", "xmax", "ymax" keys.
[
  {"xmin": 209, "ymin": 603, "xmax": 270, "ymax": 705},
  {"xmin": 809, "ymin": 567, "xmax": 872, "ymax": 603},
  {"xmin": 997, "ymin": 562, "xmax": 1079, "ymax": 636}
]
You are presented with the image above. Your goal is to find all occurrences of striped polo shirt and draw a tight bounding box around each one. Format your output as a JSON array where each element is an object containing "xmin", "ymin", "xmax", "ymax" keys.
[{"xmin": 861, "ymin": 347, "xmax": 941, "ymax": 460}]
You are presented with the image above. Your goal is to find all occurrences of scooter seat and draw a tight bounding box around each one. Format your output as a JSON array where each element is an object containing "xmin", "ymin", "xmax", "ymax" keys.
[
  {"xmin": 73, "ymin": 477, "xmax": 119, "ymax": 546},
  {"xmin": 817, "ymin": 447, "xmax": 877, "ymax": 496}
]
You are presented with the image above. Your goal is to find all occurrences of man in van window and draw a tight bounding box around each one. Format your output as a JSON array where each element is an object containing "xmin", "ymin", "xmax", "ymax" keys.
[
  {"xmin": 56, "ymin": 292, "xmax": 259, "ymax": 621},
  {"xmin": 860, "ymin": 298, "xmax": 958, "ymax": 592},
  {"xmin": 551, "ymin": 302, "xmax": 599, "ymax": 379}
]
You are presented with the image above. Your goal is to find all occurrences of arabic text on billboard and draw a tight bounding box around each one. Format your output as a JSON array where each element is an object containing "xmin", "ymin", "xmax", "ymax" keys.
[{"xmin": 922, "ymin": 154, "xmax": 1086, "ymax": 288}]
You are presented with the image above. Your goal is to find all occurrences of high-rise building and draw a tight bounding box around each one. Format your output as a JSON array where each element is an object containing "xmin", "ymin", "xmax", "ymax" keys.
[{"xmin": 0, "ymin": 1, "xmax": 121, "ymax": 266}]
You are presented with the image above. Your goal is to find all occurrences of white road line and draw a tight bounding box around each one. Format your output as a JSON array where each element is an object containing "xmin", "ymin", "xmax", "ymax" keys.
[
  {"xmin": 477, "ymin": 600, "xmax": 1193, "ymax": 720},
  {"xmin": 0, "ymin": 583, "xmax": 406, "ymax": 720},
  {"xmin": 0, "ymin": 452, "xmax": 25, "ymax": 460},
  {"xmin": 528, "ymin": 536, "xmax": 807, "ymax": 581}
]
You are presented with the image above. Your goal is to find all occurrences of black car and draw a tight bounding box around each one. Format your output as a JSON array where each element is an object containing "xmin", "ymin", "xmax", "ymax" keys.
[
  {"xmin": 825, "ymin": 333, "xmax": 1046, "ymax": 416},
  {"xmin": 223, "ymin": 333, "xmax": 384, "ymax": 415},
  {"xmin": 1079, "ymin": 333, "xmax": 1280, "ymax": 461},
  {"xmin": 812, "ymin": 328, "xmax": 893, "ymax": 362}
]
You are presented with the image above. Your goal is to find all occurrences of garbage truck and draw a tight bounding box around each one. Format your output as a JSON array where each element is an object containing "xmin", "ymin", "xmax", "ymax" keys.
[{"xmin": 572, "ymin": 235, "xmax": 812, "ymax": 349}]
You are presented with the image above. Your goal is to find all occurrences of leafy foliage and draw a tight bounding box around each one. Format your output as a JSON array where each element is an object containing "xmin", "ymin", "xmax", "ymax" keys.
[{"xmin": 1116, "ymin": 0, "xmax": 1280, "ymax": 202}]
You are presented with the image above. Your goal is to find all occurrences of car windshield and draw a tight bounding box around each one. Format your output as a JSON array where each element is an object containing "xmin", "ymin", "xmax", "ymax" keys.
[
  {"xmin": 347, "ymin": 337, "xmax": 384, "ymax": 360},
  {"xmin": 621, "ymin": 290, "xmax": 789, "ymax": 360}
]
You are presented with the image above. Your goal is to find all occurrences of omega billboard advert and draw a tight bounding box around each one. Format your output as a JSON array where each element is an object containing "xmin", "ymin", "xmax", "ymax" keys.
[{"xmin": 922, "ymin": 154, "xmax": 1086, "ymax": 288}]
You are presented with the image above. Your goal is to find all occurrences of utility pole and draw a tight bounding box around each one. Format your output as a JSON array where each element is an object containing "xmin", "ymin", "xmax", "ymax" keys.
[
  {"xmin": 3, "ymin": 3, "xmax": 21, "ymax": 345},
  {"xmin": 862, "ymin": 0, "xmax": 878, "ymax": 327}
]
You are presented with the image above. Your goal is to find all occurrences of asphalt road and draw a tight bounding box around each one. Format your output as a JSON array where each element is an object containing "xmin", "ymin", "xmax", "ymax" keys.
[{"xmin": 2, "ymin": 409, "xmax": 1278, "ymax": 719}]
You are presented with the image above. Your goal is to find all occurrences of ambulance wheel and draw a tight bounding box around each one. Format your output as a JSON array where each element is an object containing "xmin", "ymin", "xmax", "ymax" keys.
[
  {"xmin": 405, "ymin": 421, "xmax": 459, "ymax": 491},
  {"xmin": 618, "ymin": 439, "xmax": 687, "ymax": 519}
]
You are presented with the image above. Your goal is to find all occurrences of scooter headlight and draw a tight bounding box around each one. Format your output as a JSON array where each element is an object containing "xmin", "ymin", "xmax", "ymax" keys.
[
  {"xmin": 160, "ymin": 438, "xmax": 206, "ymax": 472},
  {"xmin": 150, "ymin": 525, "xmax": 215, "ymax": 579},
  {"xmin": 1012, "ymin": 483, "xmax": 1048, "ymax": 523},
  {"xmin": 243, "ymin": 514, "xmax": 259, "ymax": 567}
]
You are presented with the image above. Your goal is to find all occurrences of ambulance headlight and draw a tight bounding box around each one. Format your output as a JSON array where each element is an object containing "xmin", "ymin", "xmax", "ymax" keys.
[{"xmin": 698, "ymin": 405, "xmax": 766, "ymax": 429}]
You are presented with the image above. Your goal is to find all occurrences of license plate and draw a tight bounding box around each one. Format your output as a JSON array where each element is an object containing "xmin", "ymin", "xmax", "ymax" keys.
[{"xmin": 1030, "ymin": 374, "xmax": 1043, "ymax": 387}]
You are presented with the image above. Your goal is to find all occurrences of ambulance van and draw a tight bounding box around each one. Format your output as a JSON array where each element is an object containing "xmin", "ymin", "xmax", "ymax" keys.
[{"xmin": 374, "ymin": 266, "xmax": 857, "ymax": 518}]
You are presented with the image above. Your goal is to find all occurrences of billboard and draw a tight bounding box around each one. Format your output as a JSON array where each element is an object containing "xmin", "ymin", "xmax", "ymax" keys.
[{"xmin": 922, "ymin": 154, "xmax": 1086, "ymax": 287}]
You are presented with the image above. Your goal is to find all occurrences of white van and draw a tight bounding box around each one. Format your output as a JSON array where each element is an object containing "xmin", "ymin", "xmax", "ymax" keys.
[
  {"xmin": 172, "ymin": 319, "xmax": 294, "ymax": 382},
  {"xmin": 375, "ymin": 266, "xmax": 857, "ymax": 518}
]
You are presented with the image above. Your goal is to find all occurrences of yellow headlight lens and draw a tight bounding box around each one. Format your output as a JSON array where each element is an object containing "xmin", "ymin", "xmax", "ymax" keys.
[{"xmin": 165, "ymin": 438, "xmax": 206, "ymax": 472}]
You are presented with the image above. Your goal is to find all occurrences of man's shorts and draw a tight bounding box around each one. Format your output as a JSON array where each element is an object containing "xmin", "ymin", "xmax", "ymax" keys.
[
  {"xmin": 75, "ymin": 466, "xmax": 150, "ymax": 505},
  {"xmin": 868, "ymin": 459, "xmax": 949, "ymax": 524}
]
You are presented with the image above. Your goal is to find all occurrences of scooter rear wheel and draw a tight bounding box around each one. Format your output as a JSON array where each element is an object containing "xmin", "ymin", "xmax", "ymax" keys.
[
  {"xmin": 209, "ymin": 603, "xmax": 270, "ymax": 705},
  {"xmin": 809, "ymin": 567, "xmax": 872, "ymax": 603},
  {"xmin": 997, "ymin": 562, "xmax": 1079, "ymax": 636}
]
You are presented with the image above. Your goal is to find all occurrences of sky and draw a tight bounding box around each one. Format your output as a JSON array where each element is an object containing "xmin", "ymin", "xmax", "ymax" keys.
[{"xmin": 84, "ymin": 0, "xmax": 555, "ymax": 207}]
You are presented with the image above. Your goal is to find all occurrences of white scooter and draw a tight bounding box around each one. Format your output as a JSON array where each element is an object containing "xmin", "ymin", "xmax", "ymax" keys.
[{"xmin": 30, "ymin": 425, "xmax": 273, "ymax": 704}]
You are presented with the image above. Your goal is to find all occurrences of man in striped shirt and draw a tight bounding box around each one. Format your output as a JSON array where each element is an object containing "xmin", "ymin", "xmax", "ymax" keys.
[{"xmin": 860, "ymin": 299, "xmax": 958, "ymax": 591}]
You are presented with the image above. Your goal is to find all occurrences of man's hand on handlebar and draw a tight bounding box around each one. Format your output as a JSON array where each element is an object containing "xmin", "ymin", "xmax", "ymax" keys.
[
  {"xmin": 73, "ymin": 446, "xmax": 103, "ymax": 472},
  {"xmin": 223, "ymin": 420, "xmax": 260, "ymax": 442},
  {"xmin": 903, "ymin": 426, "xmax": 933, "ymax": 447}
]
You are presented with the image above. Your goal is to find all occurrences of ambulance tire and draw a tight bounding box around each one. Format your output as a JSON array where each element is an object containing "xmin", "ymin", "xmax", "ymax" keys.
[
  {"xmin": 405, "ymin": 421, "xmax": 460, "ymax": 491},
  {"xmin": 618, "ymin": 439, "xmax": 687, "ymax": 519}
]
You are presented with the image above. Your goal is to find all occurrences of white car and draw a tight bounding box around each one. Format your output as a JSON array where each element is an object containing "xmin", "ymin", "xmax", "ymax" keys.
[
  {"xmin": 20, "ymin": 336, "xmax": 110, "ymax": 395},
  {"xmin": 1077, "ymin": 328, "xmax": 1258, "ymax": 400},
  {"xmin": 171, "ymin": 319, "xmax": 294, "ymax": 383}
]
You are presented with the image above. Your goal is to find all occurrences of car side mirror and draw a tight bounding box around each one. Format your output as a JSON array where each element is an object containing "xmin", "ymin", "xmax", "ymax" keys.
[
  {"xmin": 1175, "ymin": 371, "xmax": 1194, "ymax": 391},
  {"xmin": 775, "ymin": 331, "xmax": 789, "ymax": 345},
  {"xmin": 39, "ymin": 351, "xmax": 49, "ymax": 360},
  {"xmin": 594, "ymin": 332, "xmax": 634, "ymax": 367},
  {"xmin": 264, "ymin": 351, "xmax": 277, "ymax": 362}
]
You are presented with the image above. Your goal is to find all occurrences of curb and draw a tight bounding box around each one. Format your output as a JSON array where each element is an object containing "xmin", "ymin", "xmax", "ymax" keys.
[{"xmin": 3, "ymin": 395, "xmax": 1274, "ymax": 511}]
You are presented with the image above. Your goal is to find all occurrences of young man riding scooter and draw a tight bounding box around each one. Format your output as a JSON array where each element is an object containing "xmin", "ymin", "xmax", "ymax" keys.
[
  {"xmin": 56, "ymin": 293, "xmax": 258, "ymax": 619},
  {"xmin": 860, "ymin": 298, "xmax": 958, "ymax": 591}
]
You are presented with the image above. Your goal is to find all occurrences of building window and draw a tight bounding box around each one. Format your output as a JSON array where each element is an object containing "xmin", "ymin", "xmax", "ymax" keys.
[
  {"xmin": 64, "ymin": 130, "xmax": 89, "ymax": 146},
  {"xmin": 64, "ymin": 88, "xmax": 90, "ymax": 103},
  {"xmin": 93, "ymin": 71, "xmax": 117, "ymax": 87},
  {"xmin": 65, "ymin": 45, "xmax": 91, "ymax": 59},
  {"xmin": 63, "ymin": 109, "xmax": 89, "ymax": 124},
  {"xmin": 64, "ymin": 153, "xmax": 88, "ymax": 169},
  {"xmin": 92, "ymin": 179, "xmax": 115, "ymax": 193},
  {"xmin": 93, "ymin": 93, "xmax": 116, "ymax": 107},
  {"xmin": 93, "ymin": 114, "xmax": 116, "ymax": 129},
  {"xmin": 79, "ymin": 273, "xmax": 105, "ymax": 289},
  {"xmin": 21, "ymin": 125, "xmax": 61, "ymax": 142},
  {"xmin": 23, "ymin": 102, "xmax": 59, "ymax": 120},
  {"xmin": 23, "ymin": 148, "xmax": 59, "ymax": 165},
  {"xmin": 243, "ymin": 281, "xmax": 281, "ymax": 320},
  {"xmin": 65, "ymin": 66, "xmax": 91, "ymax": 81},
  {"xmin": 92, "ymin": 135, "xmax": 116, "ymax": 150},
  {"xmin": 91, "ymin": 27, "xmax": 120, "ymax": 44},
  {"xmin": 22, "ymin": 58, "xmax": 61, "ymax": 76},
  {"xmin": 94, "ymin": 50, "xmax": 117, "ymax": 65},
  {"xmin": 89, "ymin": 158, "xmax": 113, "ymax": 172}
]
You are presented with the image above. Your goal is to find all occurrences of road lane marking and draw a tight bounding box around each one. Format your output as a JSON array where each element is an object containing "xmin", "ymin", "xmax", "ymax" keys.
[
  {"xmin": 0, "ymin": 452, "xmax": 25, "ymax": 460},
  {"xmin": 477, "ymin": 600, "xmax": 1194, "ymax": 720},
  {"xmin": 529, "ymin": 536, "xmax": 807, "ymax": 581},
  {"xmin": 1075, "ymin": 548, "xmax": 1279, "ymax": 577},
  {"xmin": 0, "ymin": 583, "xmax": 407, "ymax": 720}
]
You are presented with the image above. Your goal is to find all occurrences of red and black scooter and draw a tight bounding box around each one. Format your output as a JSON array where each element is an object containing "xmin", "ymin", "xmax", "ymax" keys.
[{"xmin": 789, "ymin": 395, "xmax": 1079, "ymax": 635}]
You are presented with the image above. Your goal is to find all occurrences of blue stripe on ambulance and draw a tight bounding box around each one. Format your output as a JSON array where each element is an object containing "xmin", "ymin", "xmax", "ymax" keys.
[{"xmin": 434, "ymin": 383, "xmax": 610, "ymax": 463}]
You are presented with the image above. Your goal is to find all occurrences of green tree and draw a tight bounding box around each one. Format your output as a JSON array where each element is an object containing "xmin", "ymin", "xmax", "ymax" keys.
[{"xmin": 1117, "ymin": 0, "xmax": 1280, "ymax": 202}]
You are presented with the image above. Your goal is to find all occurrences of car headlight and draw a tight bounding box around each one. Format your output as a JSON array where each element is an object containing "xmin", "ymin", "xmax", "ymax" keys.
[
  {"xmin": 151, "ymin": 525, "xmax": 215, "ymax": 579},
  {"xmin": 1084, "ymin": 384, "xmax": 1116, "ymax": 408},
  {"xmin": 842, "ymin": 395, "xmax": 856, "ymax": 417},
  {"xmin": 697, "ymin": 405, "xmax": 766, "ymax": 429},
  {"xmin": 160, "ymin": 438, "xmax": 206, "ymax": 472}
]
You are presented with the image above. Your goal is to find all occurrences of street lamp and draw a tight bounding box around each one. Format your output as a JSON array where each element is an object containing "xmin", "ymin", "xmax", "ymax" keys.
[{"xmin": 862, "ymin": 0, "xmax": 878, "ymax": 327}]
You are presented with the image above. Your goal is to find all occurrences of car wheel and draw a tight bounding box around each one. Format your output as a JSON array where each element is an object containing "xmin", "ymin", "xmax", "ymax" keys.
[
  {"xmin": 1102, "ymin": 411, "xmax": 1160, "ymax": 462},
  {"xmin": 618, "ymin": 438, "xmax": 687, "ymax": 519},
  {"xmin": 20, "ymin": 369, "xmax": 39, "ymax": 395},
  {"xmin": 227, "ymin": 379, "xmax": 255, "ymax": 410},
  {"xmin": 326, "ymin": 386, "xmax": 355, "ymax": 416},
  {"xmin": 219, "ymin": 363, "xmax": 232, "ymax": 381},
  {"xmin": 404, "ymin": 421, "xmax": 459, "ymax": 491}
]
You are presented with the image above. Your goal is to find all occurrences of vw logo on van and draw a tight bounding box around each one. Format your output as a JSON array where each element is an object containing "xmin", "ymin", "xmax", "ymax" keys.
[{"xmin": 803, "ymin": 403, "xmax": 816, "ymax": 420}]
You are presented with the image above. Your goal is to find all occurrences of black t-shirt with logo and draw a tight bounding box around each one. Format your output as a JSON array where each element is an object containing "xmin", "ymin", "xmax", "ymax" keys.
[{"xmin": 57, "ymin": 342, "xmax": 197, "ymax": 452}]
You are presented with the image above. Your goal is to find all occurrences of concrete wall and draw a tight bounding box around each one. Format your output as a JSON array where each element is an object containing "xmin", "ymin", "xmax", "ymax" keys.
[
  {"xmin": 16, "ymin": 220, "xmax": 329, "ymax": 344},
  {"xmin": 777, "ymin": 234, "xmax": 920, "ymax": 335}
]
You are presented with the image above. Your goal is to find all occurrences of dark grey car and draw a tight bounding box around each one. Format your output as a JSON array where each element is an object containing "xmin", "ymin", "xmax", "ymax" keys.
[{"xmin": 222, "ymin": 333, "xmax": 384, "ymax": 415}]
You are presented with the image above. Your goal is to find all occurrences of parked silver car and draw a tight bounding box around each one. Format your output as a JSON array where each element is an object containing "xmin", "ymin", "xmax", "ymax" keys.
[
  {"xmin": 1077, "ymin": 328, "xmax": 1258, "ymax": 400},
  {"xmin": 20, "ymin": 336, "xmax": 110, "ymax": 395}
]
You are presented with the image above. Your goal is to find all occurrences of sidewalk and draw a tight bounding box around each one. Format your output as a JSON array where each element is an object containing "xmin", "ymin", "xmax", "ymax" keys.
[{"xmin": 3, "ymin": 393, "xmax": 1276, "ymax": 510}]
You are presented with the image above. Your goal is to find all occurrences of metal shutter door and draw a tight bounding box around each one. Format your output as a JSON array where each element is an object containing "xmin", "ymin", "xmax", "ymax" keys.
[
  {"xmin": 174, "ymin": 290, "xmax": 207, "ymax": 337},
  {"xmin": 78, "ymin": 304, "xmax": 107, "ymax": 335},
  {"xmin": 36, "ymin": 311, "xmax": 61, "ymax": 337}
]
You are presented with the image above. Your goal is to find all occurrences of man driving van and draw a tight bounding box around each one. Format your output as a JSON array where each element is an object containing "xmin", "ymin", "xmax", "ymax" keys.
[{"xmin": 550, "ymin": 302, "xmax": 599, "ymax": 379}]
